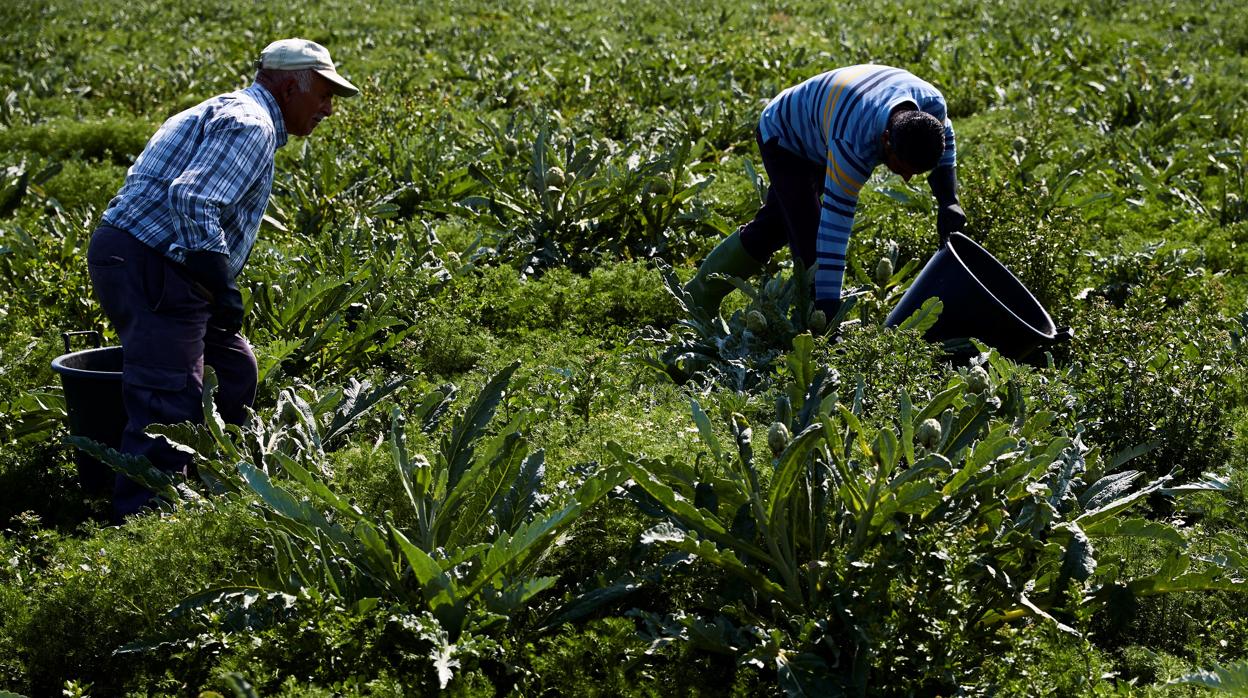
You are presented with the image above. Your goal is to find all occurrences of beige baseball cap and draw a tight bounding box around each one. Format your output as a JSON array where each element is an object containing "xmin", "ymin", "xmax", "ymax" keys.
[{"xmin": 258, "ymin": 38, "xmax": 359, "ymax": 97}]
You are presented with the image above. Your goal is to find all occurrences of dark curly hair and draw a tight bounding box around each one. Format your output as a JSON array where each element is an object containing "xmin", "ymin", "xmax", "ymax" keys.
[{"xmin": 887, "ymin": 109, "xmax": 945, "ymax": 174}]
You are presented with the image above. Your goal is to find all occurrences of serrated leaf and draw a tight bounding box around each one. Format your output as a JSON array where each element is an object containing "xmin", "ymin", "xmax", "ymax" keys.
[{"xmin": 898, "ymin": 296, "xmax": 943, "ymax": 333}]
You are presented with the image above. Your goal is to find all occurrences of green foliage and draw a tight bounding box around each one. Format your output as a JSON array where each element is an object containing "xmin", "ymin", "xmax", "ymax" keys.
[
  {"xmin": 438, "ymin": 260, "xmax": 678, "ymax": 339},
  {"xmin": 613, "ymin": 344, "xmax": 1244, "ymax": 693},
  {"xmin": 0, "ymin": 208, "xmax": 99, "ymax": 333},
  {"xmin": 110, "ymin": 365, "xmax": 627, "ymax": 688},
  {"xmin": 0, "ymin": 501, "xmax": 265, "ymax": 696},
  {"xmin": 0, "ymin": 117, "xmax": 152, "ymax": 164},
  {"xmin": 462, "ymin": 116, "xmax": 730, "ymax": 275},
  {"xmin": 1166, "ymin": 659, "xmax": 1248, "ymax": 694},
  {"xmin": 1070, "ymin": 295, "xmax": 1248, "ymax": 479},
  {"xmin": 2, "ymin": 0, "xmax": 1248, "ymax": 694},
  {"xmin": 637, "ymin": 262, "xmax": 848, "ymax": 391}
]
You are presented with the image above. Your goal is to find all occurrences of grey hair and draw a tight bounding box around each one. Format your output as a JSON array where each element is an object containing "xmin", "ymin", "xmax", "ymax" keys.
[{"xmin": 255, "ymin": 68, "xmax": 315, "ymax": 93}]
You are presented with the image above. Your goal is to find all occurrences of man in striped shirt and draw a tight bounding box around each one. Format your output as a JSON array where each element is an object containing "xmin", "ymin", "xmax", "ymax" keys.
[
  {"xmin": 685, "ymin": 64, "xmax": 965, "ymax": 320},
  {"xmin": 87, "ymin": 39, "xmax": 359, "ymax": 519}
]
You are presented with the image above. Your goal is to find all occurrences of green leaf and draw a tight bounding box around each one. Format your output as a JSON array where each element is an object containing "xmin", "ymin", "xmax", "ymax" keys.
[
  {"xmin": 784, "ymin": 333, "xmax": 817, "ymax": 408},
  {"xmin": 441, "ymin": 428, "xmax": 528, "ymax": 546},
  {"xmin": 1128, "ymin": 550, "xmax": 1248, "ymax": 596},
  {"xmin": 441, "ymin": 362, "xmax": 519, "ymax": 491},
  {"xmin": 766, "ymin": 422, "xmax": 825, "ymax": 529},
  {"xmin": 641, "ymin": 521, "xmax": 687, "ymax": 544},
  {"xmin": 691, "ymin": 399, "xmax": 725, "ymax": 463},
  {"xmin": 272, "ymin": 451, "xmax": 361, "ymax": 522},
  {"xmin": 542, "ymin": 577, "xmax": 645, "ymax": 629},
  {"xmin": 669, "ymin": 531, "xmax": 798, "ymax": 610},
  {"xmin": 238, "ymin": 462, "xmax": 351, "ymax": 548},
  {"xmin": 322, "ymin": 376, "xmax": 408, "ymax": 446},
  {"xmin": 67, "ymin": 437, "xmax": 186, "ymax": 505},
  {"xmin": 225, "ymin": 672, "xmax": 262, "ymax": 698},
  {"xmin": 941, "ymin": 399, "xmax": 993, "ymax": 457},
  {"xmin": 1107, "ymin": 440, "xmax": 1160, "ymax": 471},
  {"xmin": 1075, "ymin": 474, "xmax": 1171, "ymax": 527},
  {"xmin": 898, "ymin": 296, "xmax": 943, "ymax": 333},
  {"xmin": 389, "ymin": 525, "xmax": 458, "ymax": 614},
  {"xmin": 898, "ymin": 391, "xmax": 915, "ymax": 466},
  {"xmin": 914, "ymin": 385, "xmax": 962, "ymax": 425},
  {"xmin": 1055, "ymin": 524, "xmax": 1096, "ymax": 591},
  {"xmin": 200, "ymin": 368, "xmax": 243, "ymax": 463},
  {"xmin": 464, "ymin": 465, "xmax": 627, "ymax": 600},
  {"xmin": 412, "ymin": 384, "xmax": 458, "ymax": 433},
  {"xmin": 493, "ymin": 450, "xmax": 547, "ymax": 533},
  {"xmin": 1161, "ymin": 471, "xmax": 1232, "ymax": 496},
  {"xmin": 1166, "ymin": 659, "xmax": 1248, "ymax": 693},
  {"xmin": 1081, "ymin": 517, "xmax": 1185, "ymax": 546}
]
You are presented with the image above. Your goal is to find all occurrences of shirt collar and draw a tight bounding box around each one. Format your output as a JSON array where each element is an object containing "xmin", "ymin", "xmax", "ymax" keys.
[{"xmin": 247, "ymin": 82, "xmax": 288, "ymax": 149}]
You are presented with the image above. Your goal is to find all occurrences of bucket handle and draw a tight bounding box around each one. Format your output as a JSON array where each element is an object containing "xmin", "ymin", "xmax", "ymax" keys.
[{"xmin": 62, "ymin": 330, "xmax": 102, "ymax": 354}]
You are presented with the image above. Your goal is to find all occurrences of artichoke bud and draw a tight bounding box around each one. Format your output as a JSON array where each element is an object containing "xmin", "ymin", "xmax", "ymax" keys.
[
  {"xmin": 544, "ymin": 166, "xmax": 566, "ymax": 187},
  {"xmin": 808, "ymin": 309, "xmax": 827, "ymax": 332},
  {"xmin": 649, "ymin": 175, "xmax": 673, "ymax": 196},
  {"xmin": 525, "ymin": 169, "xmax": 542, "ymax": 190},
  {"xmin": 768, "ymin": 422, "xmax": 791, "ymax": 456},
  {"xmin": 966, "ymin": 365, "xmax": 991, "ymax": 393},
  {"xmin": 916, "ymin": 418, "xmax": 942, "ymax": 449},
  {"xmin": 503, "ymin": 137, "xmax": 519, "ymax": 156},
  {"xmin": 745, "ymin": 309, "xmax": 768, "ymax": 333},
  {"xmin": 874, "ymin": 256, "xmax": 894, "ymax": 286}
]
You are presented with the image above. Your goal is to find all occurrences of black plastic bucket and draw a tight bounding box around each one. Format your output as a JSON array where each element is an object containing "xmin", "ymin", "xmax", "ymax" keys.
[
  {"xmin": 885, "ymin": 232, "xmax": 1072, "ymax": 361},
  {"xmin": 49, "ymin": 332, "xmax": 125, "ymax": 495}
]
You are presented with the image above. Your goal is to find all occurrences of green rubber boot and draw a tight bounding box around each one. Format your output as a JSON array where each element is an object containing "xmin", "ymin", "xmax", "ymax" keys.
[{"xmin": 683, "ymin": 230, "xmax": 765, "ymax": 315}]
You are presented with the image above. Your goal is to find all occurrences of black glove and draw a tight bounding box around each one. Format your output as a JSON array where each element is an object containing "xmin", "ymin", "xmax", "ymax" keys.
[
  {"xmin": 927, "ymin": 165, "xmax": 966, "ymax": 243},
  {"xmin": 181, "ymin": 250, "xmax": 244, "ymax": 334}
]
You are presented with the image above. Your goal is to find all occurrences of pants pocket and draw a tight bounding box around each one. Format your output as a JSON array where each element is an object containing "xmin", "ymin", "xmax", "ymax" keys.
[
  {"xmin": 123, "ymin": 362, "xmax": 188, "ymax": 393},
  {"xmin": 122, "ymin": 362, "xmax": 200, "ymax": 438}
]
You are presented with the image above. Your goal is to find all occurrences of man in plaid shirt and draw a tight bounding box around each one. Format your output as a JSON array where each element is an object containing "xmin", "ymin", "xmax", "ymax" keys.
[{"xmin": 87, "ymin": 39, "xmax": 359, "ymax": 519}]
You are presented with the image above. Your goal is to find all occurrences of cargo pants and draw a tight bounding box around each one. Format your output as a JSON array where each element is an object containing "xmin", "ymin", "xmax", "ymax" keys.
[{"xmin": 86, "ymin": 225, "xmax": 257, "ymax": 519}]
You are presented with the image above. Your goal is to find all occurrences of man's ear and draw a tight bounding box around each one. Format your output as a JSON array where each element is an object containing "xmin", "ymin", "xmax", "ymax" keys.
[{"xmin": 271, "ymin": 75, "xmax": 295, "ymax": 105}]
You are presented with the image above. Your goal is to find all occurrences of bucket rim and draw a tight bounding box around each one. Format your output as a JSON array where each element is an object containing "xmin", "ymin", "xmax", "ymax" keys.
[
  {"xmin": 50, "ymin": 345, "xmax": 124, "ymax": 378},
  {"xmin": 942, "ymin": 232, "xmax": 1060, "ymax": 341}
]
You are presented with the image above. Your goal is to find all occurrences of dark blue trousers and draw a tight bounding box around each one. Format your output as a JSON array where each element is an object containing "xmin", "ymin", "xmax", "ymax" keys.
[
  {"xmin": 87, "ymin": 225, "xmax": 257, "ymax": 519},
  {"xmin": 738, "ymin": 132, "xmax": 826, "ymax": 270}
]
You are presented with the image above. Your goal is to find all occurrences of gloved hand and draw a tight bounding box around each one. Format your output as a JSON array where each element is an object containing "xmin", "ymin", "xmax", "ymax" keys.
[
  {"xmin": 927, "ymin": 165, "xmax": 965, "ymax": 244},
  {"xmin": 181, "ymin": 250, "xmax": 244, "ymax": 334}
]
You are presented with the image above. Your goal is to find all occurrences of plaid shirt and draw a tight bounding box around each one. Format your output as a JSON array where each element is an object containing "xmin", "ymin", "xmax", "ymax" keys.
[
  {"xmin": 758, "ymin": 65, "xmax": 956, "ymax": 303},
  {"xmin": 101, "ymin": 82, "xmax": 288, "ymax": 277}
]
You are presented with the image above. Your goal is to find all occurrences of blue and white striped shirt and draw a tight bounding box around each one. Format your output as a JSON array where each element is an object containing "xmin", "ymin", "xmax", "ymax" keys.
[
  {"xmin": 758, "ymin": 65, "xmax": 956, "ymax": 303},
  {"xmin": 101, "ymin": 82, "xmax": 288, "ymax": 277}
]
